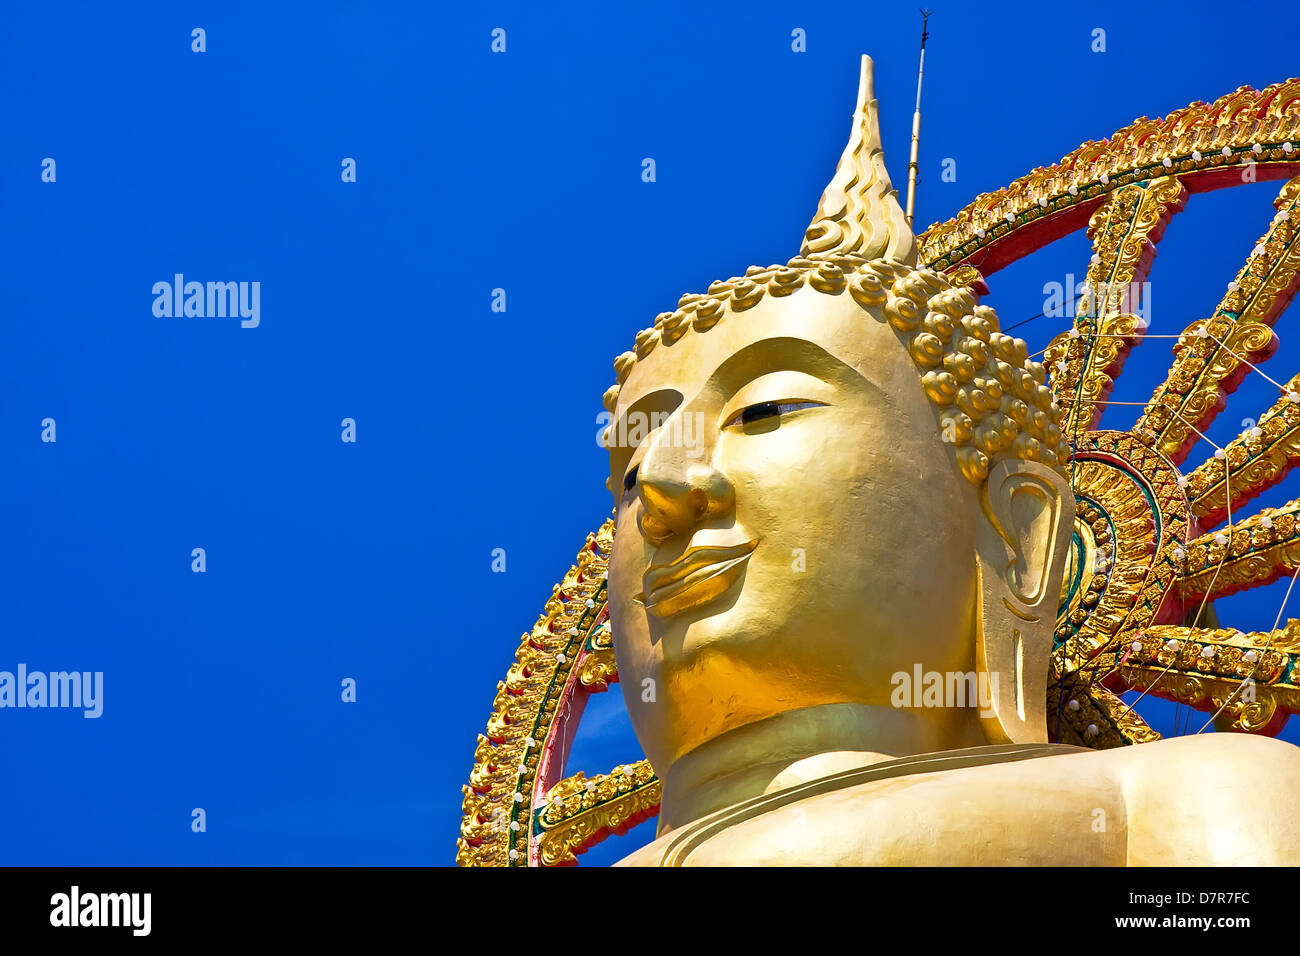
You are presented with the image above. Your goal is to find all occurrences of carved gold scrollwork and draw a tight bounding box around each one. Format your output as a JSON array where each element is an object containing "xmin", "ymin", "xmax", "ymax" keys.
[
  {"xmin": 1049, "ymin": 675, "xmax": 1161, "ymax": 747},
  {"xmin": 918, "ymin": 81, "xmax": 1300, "ymax": 273},
  {"xmin": 577, "ymin": 648, "xmax": 618, "ymax": 690},
  {"xmin": 1177, "ymin": 503, "xmax": 1300, "ymax": 602},
  {"xmin": 457, "ymin": 520, "xmax": 615, "ymax": 867},
  {"xmin": 1046, "ymin": 177, "xmax": 1186, "ymax": 434},
  {"xmin": 1185, "ymin": 372, "xmax": 1300, "ymax": 526},
  {"xmin": 1054, "ymin": 431, "xmax": 1187, "ymax": 680},
  {"xmin": 535, "ymin": 762, "xmax": 660, "ymax": 866},
  {"xmin": 1120, "ymin": 623, "xmax": 1300, "ymax": 733},
  {"xmin": 1137, "ymin": 175, "xmax": 1300, "ymax": 463}
]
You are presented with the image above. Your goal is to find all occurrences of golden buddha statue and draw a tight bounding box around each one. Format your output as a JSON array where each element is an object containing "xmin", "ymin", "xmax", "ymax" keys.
[
  {"xmin": 459, "ymin": 56, "xmax": 1300, "ymax": 867},
  {"xmin": 600, "ymin": 56, "xmax": 1300, "ymax": 866}
]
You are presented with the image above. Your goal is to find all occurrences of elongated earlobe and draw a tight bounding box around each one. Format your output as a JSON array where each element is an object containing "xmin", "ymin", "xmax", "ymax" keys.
[{"xmin": 974, "ymin": 459, "xmax": 1076, "ymax": 743}]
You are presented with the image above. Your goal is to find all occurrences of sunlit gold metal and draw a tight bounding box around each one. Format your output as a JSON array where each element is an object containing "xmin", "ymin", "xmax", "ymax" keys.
[{"xmin": 459, "ymin": 57, "xmax": 1300, "ymax": 867}]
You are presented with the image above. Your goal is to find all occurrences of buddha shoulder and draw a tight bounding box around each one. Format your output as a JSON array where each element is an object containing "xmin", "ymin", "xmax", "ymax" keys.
[
  {"xmin": 1102, "ymin": 732, "xmax": 1300, "ymax": 865},
  {"xmin": 617, "ymin": 737, "xmax": 1300, "ymax": 866}
]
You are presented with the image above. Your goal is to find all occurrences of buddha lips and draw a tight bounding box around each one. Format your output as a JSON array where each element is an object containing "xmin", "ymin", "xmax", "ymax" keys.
[{"xmin": 639, "ymin": 541, "xmax": 758, "ymax": 618}]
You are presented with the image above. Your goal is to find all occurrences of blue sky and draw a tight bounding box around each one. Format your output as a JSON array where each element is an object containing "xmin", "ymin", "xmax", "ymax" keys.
[{"xmin": 1, "ymin": 1, "xmax": 1298, "ymax": 866}]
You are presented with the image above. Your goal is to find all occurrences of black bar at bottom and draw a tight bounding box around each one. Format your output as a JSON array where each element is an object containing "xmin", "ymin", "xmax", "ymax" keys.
[{"xmin": 0, "ymin": 866, "xmax": 1286, "ymax": 941}]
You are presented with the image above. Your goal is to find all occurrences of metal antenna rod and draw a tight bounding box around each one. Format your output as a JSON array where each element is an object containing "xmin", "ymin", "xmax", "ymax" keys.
[{"xmin": 905, "ymin": 9, "xmax": 932, "ymax": 228}]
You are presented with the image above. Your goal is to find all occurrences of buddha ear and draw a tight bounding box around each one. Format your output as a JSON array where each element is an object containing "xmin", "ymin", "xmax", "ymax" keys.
[{"xmin": 973, "ymin": 458, "xmax": 1075, "ymax": 744}]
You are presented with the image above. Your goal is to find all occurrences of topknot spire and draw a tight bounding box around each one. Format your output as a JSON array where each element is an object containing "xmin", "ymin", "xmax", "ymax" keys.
[{"xmin": 800, "ymin": 55, "xmax": 918, "ymax": 265}]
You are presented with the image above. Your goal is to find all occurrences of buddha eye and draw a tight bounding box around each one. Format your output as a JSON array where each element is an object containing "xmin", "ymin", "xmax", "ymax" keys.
[
  {"xmin": 622, "ymin": 465, "xmax": 639, "ymax": 495},
  {"xmin": 722, "ymin": 400, "xmax": 826, "ymax": 430}
]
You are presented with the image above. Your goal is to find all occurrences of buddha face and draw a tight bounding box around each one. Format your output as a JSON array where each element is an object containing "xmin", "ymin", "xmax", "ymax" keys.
[{"xmin": 606, "ymin": 283, "xmax": 984, "ymax": 771}]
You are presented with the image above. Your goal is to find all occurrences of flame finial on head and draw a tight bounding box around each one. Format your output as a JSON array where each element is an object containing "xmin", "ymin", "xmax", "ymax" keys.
[{"xmin": 800, "ymin": 55, "xmax": 918, "ymax": 265}]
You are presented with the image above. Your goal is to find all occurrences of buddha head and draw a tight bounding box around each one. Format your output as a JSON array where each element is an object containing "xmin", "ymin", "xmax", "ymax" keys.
[{"xmin": 601, "ymin": 57, "xmax": 1076, "ymax": 781}]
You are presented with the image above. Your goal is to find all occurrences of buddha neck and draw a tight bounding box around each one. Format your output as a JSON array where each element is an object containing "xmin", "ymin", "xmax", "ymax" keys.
[{"xmin": 655, "ymin": 701, "xmax": 988, "ymax": 833}]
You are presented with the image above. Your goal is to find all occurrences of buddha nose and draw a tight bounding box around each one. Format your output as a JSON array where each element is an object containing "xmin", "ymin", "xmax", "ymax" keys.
[{"xmin": 636, "ymin": 430, "xmax": 734, "ymax": 540}]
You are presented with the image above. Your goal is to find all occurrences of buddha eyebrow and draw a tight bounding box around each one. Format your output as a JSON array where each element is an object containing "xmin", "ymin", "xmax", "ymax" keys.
[{"xmin": 705, "ymin": 336, "xmax": 876, "ymax": 400}]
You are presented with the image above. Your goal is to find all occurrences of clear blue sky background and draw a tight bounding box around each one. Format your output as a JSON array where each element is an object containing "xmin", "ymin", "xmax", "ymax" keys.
[{"xmin": 1, "ymin": 1, "xmax": 1298, "ymax": 865}]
